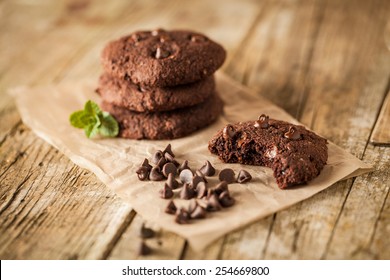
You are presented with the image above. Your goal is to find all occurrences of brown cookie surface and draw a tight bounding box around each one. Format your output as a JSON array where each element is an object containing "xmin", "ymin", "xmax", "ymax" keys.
[
  {"xmin": 97, "ymin": 73, "xmax": 215, "ymax": 112},
  {"xmin": 101, "ymin": 92, "xmax": 223, "ymax": 140},
  {"xmin": 208, "ymin": 117, "xmax": 328, "ymax": 188},
  {"xmin": 101, "ymin": 29, "xmax": 226, "ymax": 87}
]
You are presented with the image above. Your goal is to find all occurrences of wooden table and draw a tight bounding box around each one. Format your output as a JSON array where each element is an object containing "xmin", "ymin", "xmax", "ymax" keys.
[{"xmin": 1, "ymin": 0, "xmax": 389, "ymax": 260}]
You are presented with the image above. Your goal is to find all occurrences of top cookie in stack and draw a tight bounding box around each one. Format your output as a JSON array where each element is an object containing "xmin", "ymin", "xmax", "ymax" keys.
[{"xmin": 97, "ymin": 29, "xmax": 226, "ymax": 140}]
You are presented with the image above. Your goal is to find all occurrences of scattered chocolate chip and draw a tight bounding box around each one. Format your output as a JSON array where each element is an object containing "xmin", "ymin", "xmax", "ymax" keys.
[
  {"xmin": 205, "ymin": 193, "xmax": 222, "ymax": 212},
  {"xmin": 140, "ymin": 223, "xmax": 155, "ymax": 239},
  {"xmin": 196, "ymin": 181, "xmax": 207, "ymax": 198},
  {"xmin": 178, "ymin": 160, "xmax": 191, "ymax": 173},
  {"xmin": 162, "ymin": 143, "xmax": 175, "ymax": 157},
  {"xmin": 284, "ymin": 126, "xmax": 301, "ymax": 140},
  {"xmin": 164, "ymin": 153, "xmax": 179, "ymax": 166},
  {"xmin": 141, "ymin": 158, "xmax": 152, "ymax": 170},
  {"xmin": 180, "ymin": 183, "xmax": 196, "ymax": 200},
  {"xmin": 175, "ymin": 208, "xmax": 190, "ymax": 224},
  {"xmin": 155, "ymin": 47, "xmax": 171, "ymax": 59},
  {"xmin": 223, "ymin": 124, "xmax": 236, "ymax": 139},
  {"xmin": 138, "ymin": 241, "xmax": 152, "ymax": 256},
  {"xmin": 192, "ymin": 174, "xmax": 205, "ymax": 188},
  {"xmin": 237, "ymin": 169, "xmax": 252, "ymax": 183},
  {"xmin": 188, "ymin": 199, "xmax": 198, "ymax": 213},
  {"xmin": 254, "ymin": 114, "xmax": 269, "ymax": 128},
  {"xmin": 198, "ymin": 160, "xmax": 216, "ymax": 176},
  {"xmin": 162, "ymin": 162, "xmax": 177, "ymax": 178},
  {"xmin": 159, "ymin": 183, "xmax": 174, "ymax": 199},
  {"xmin": 195, "ymin": 170, "xmax": 208, "ymax": 183},
  {"xmin": 219, "ymin": 191, "xmax": 235, "ymax": 207},
  {"xmin": 213, "ymin": 181, "xmax": 228, "ymax": 195},
  {"xmin": 166, "ymin": 173, "xmax": 179, "ymax": 189},
  {"xmin": 165, "ymin": 200, "xmax": 177, "ymax": 214},
  {"xmin": 157, "ymin": 157, "xmax": 167, "ymax": 169},
  {"xmin": 150, "ymin": 166, "xmax": 165, "ymax": 181},
  {"xmin": 190, "ymin": 205, "xmax": 207, "ymax": 219},
  {"xmin": 152, "ymin": 150, "xmax": 163, "ymax": 164},
  {"xmin": 136, "ymin": 166, "xmax": 150, "ymax": 181},
  {"xmin": 179, "ymin": 169, "xmax": 193, "ymax": 184},
  {"xmin": 218, "ymin": 168, "xmax": 236, "ymax": 184}
]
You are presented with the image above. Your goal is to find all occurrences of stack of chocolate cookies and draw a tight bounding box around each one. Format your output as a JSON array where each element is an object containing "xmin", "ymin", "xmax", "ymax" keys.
[{"xmin": 97, "ymin": 29, "xmax": 226, "ymax": 140}]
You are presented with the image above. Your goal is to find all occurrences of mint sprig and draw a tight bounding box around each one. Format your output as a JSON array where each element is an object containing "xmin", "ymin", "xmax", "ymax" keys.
[{"xmin": 70, "ymin": 100, "xmax": 119, "ymax": 138}]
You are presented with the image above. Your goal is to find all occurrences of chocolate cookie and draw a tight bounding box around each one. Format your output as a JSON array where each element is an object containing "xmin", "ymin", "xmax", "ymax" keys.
[
  {"xmin": 101, "ymin": 29, "xmax": 226, "ymax": 87},
  {"xmin": 208, "ymin": 116, "xmax": 328, "ymax": 188},
  {"xmin": 101, "ymin": 92, "xmax": 223, "ymax": 139},
  {"xmin": 96, "ymin": 73, "xmax": 215, "ymax": 112}
]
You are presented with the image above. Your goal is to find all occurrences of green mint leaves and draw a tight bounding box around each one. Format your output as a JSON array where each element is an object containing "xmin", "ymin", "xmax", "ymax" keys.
[{"xmin": 70, "ymin": 100, "xmax": 119, "ymax": 138}]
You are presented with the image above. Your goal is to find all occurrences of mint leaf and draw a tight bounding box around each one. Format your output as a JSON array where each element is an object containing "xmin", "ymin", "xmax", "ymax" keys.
[
  {"xmin": 99, "ymin": 114, "xmax": 119, "ymax": 137},
  {"xmin": 84, "ymin": 100, "xmax": 102, "ymax": 117},
  {"xmin": 70, "ymin": 100, "xmax": 119, "ymax": 139}
]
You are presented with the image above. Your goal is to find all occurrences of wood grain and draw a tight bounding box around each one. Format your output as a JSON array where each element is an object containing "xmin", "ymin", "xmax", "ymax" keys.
[{"xmin": 370, "ymin": 90, "xmax": 390, "ymax": 145}]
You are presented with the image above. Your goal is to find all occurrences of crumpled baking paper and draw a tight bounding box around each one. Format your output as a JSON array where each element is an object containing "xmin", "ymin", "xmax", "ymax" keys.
[{"xmin": 10, "ymin": 73, "xmax": 372, "ymax": 251}]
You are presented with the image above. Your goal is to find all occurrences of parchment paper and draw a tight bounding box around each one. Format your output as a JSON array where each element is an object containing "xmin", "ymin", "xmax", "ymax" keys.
[{"xmin": 10, "ymin": 73, "xmax": 372, "ymax": 251}]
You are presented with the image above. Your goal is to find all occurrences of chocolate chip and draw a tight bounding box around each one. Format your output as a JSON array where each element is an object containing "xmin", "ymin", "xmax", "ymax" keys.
[
  {"xmin": 141, "ymin": 158, "xmax": 152, "ymax": 170},
  {"xmin": 138, "ymin": 241, "xmax": 152, "ymax": 256},
  {"xmin": 218, "ymin": 168, "xmax": 236, "ymax": 184},
  {"xmin": 162, "ymin": 143, "xmax": 175, "ymax": 158},
  {"xmin": 155, "ymin": 47, "xmax": 170, "ymax": 59},
  {"xmin": 213, "ymin": 181, "xmax": 228, "ymax": 195},
  {"xmin": 284, "ymin": 126, "xmax": 301, "ymax": 140},
  {"xmin": 198, "ymin": 160, "xmax": 216, "ymax": 176},
  {"xmin": 152, "ymin": 150, "xmax": 163, "ymax": 164},
  {"xmin": 157, "ymin": 157, "xmax": 167, "ymax": 169},
  {"xmin": 150, "ymin": 166, "xmax": 164, "ymax": 181},
  {"xmin": 179, "ymin": 169, "xmax": 193, "ymax": 184},
  {"xmin": 190, "ymin": 205, "xmax": 207, "ymax": 219},
  {"xmin": 192, "ymin": 174, "xmax": 205, "ymax": 188},
  {"xmin": 166, "ymin": 173, "xmax": 179, "ymax": 189},
  {"xmin": 237, "ymin": 169, "xmax": 252, "ymax": 183},
  {"xmin": 140, "ymin": 223, "xmax": 155, "ymax": 239},
  {"xmin": 151, "ymin": 28, "xmax": 165, "ymax": 36},
  {"xmin": 219, "ymin": 191, "xmax": 235, "ymax": 207},
  {"xmin": 164, "ymin": 153, "xmax": 179, "ymax": 166},
  {"xmin": 165, "ymin": 200, "xmax": 177, "ymax": 214},
  {"xmin": 188, "ymin": 199, "xmax": 198, "ymax": 214},
  {"xmin": 195, "ymin": 170, "xmax": 208, "ymax": 183},
  {"xmin": 136, "ymin": 166, "xmax": 150, "ymax": 181},
  {"xmin": 196, "ymin": 181, "xmax": 207, "ymax": 198},
  {"xmin": 159, "ymin": 183, "xmax": 173, "ymax": 199},
  {"xmin": 180, "ymin": 183, "xmax": 196, "ymax": 200},
  {"xmin": 254, "ymin": 114, "xmax": 269, "ymax": 128},
  {"xmin": 162, "ymin": 162, "xmax": 177, "ymax": 178},
  {"xmin": 205, "ymin": 193, "xmax": 222, "ymax": 212},
  {"xmin": 178, "ymin": 160, "xmax": 191, "ymax": 173},
  {"xmin": 175, "ymin": 208, "xmax": 190, "ymax": 224},
  {"xmin": 223, "ymin": 124, "xmax": 236, "ymax": 139},
  {"xmin": 190, "ymin": 34, "xmax": 207, "ymax": 42}
]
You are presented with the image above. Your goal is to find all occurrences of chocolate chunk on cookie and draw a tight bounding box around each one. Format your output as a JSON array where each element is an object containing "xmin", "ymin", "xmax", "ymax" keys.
[
  {"xmin": 101, "ymin": 92, "xmax": 223, "ymax": 140},
  {"xmin": 101, "ymin": 29, "xmax": 226, "ymax": 87},
  {"xmin": 208, "ymin": 116, "xmax": 328, "ymax": 188},
  {"xmin": 97, "ymin": 73, "xmax": 215, "ymax": 112}
]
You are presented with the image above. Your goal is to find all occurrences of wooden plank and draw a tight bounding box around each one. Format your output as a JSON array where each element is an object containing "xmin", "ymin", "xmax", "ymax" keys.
[
  {"xmin": 107, "ymin": 214, "xmax": 186, "ymax": 260},
  {"xmin": 262, "ymin": 0, "xmax": 390, "ymax": 259},
  {"xmin": 203, "ymin": 0, "xmax": 390, "ymax": 259},
  {"xmin": 370, "ymin": 90, "xmax": 390, "ymax": 145},
  {"xmin": 0, "ymin": 124, "xmax": 134, "ymax": 259},
  {"xmin": 324, "ymin": 145, "xmax": 390, "ymax": 259}
]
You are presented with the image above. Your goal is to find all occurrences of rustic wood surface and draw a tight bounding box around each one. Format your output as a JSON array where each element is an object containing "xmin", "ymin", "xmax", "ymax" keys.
[{"xmin": 1, "ymin": 0, "xmax": 389, "ymax": 260}]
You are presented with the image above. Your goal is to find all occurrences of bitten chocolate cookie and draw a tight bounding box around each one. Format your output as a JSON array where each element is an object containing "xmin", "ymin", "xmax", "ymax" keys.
[
  {"xmin": 101, "ymin": 29, "xmax": 226, "ymax": 87},
  {"xmin": 208, "ymin": 115, "xmax": 328, "ymax": 188},
  {"xmin": 101, "ymin": 92, "xmax": 223, "ymax": 139},
  {"xmin": 96, "ymin": 73, "xmax": 215, "ymax": 112}
]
